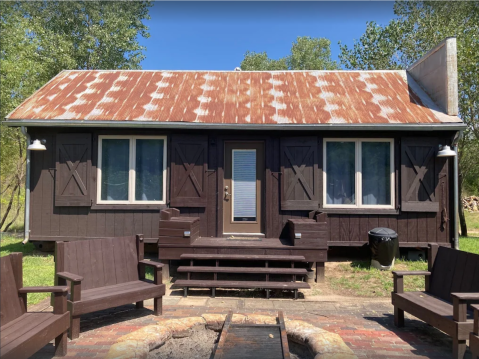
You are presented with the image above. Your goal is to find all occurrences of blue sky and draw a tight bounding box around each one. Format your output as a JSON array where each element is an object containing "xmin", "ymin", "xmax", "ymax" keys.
[{"xmin": 139, "ymin": 1, "xmax": 396, "ymax": 70}]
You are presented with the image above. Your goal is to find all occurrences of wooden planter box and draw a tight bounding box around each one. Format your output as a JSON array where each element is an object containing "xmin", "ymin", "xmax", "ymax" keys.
[
  {"xmin": 288, "ymin": 213, "xmax": 328, "ymax": 248},
  {"xmin": 158, "ymin": 209, "xmax": 200, "ymax": 245}
]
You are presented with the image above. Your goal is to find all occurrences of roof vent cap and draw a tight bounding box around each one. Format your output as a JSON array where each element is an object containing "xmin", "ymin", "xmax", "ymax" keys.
[{"xmin": 234, "ymin": 67, "xmax": 242, "ymax": 71}]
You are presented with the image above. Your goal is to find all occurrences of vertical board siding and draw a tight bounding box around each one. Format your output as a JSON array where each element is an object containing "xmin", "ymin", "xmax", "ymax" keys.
[
  {"xmin": 29, "ymin": 131, "xmax": 453, "ymax": 246},
  {"xmin": 207, "ymin": 136, "xmax": 218, "ymax": 237}
]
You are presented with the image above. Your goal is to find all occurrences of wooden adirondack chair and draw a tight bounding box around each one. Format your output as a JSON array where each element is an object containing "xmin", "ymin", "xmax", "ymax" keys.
[
  {"xmin": 392, "ymin": 244, "xmax": 479, "ymax": 359},
  {"xmin": 54, "ymin": 234, "xmax": 165, "ymax": 339},
  {"xmin": 471, "ymin": 305, "xmax": 479, "ymax": 359},
  {"xmin": 1, "ymin": 253, "xmax": 69, "ymax": 359}
]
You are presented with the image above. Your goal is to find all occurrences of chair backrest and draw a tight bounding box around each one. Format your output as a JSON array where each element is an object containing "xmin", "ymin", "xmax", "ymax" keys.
[
  {"xmin": 0, "ymin": 254, "xmax": 25, "ymax": 326},
  {"xmin": 55, "ymin": 236, "xmax": 140, "ymax": 291},
  {"xmin": 428, "ymin": 246, "xmax": 479, "ymax": 302}
]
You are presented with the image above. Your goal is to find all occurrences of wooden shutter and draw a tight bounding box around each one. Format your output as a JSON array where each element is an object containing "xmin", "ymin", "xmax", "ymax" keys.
[
  {"xmin": 280, "ymin": 137, "xmax": 319, "ymax": 210},
  {"xmin": 401, "ymin": 137, "xmax": 440, "ymax": 212},
  {"xmin": 170, "ymin": 134, "xmax": 208, "ymax": 207},
  {"xmin": 55, "ymin": 133, "xmax": 92, "ymax": 206}
]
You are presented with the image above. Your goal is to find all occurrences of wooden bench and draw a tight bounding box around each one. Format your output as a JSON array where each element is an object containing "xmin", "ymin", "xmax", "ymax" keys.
[
  {"xmin": 55, "ymin": 234, "xmax": 165, "ymax": 339},
  {"xmin": 173, "ymin": 253, "xmax": 310, "ymax": 299},
  {"xmin": 392, "ymin": 243, "xmax": 479, "ymax": 359},
  {"xmin": 472, "ymin": 305, "xmax": 479, "ymax": 359},
  {"xmin": 1, "ymin": 253, "xmax": 69, "ymax": 359}
]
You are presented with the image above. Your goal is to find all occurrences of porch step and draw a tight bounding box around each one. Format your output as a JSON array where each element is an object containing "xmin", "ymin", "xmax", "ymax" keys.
[
  {"xmin": 180, "ymin": 254, "xmax": 306, "ymax": 261},
  {"xmin": 177, "ymin": 266, "xmax": 308, "ymax": 275},
  {"xmin": 173, "ymin": 280, "xmax": 310, "ymax": 290}
]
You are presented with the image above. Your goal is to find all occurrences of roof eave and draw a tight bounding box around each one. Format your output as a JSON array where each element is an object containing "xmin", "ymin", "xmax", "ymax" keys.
[{"xmin": 2, "ymin": 119, "xmax": 467, "ymax": 132}]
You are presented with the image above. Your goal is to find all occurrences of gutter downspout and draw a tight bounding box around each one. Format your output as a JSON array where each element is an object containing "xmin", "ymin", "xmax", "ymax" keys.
[
  {"xmin": 453, "ymin": 130, "xmax": 462, "ymax": 250},
  {"xmin": 20, "ymin": 126, "xmax": 30, "ymax": 244}
]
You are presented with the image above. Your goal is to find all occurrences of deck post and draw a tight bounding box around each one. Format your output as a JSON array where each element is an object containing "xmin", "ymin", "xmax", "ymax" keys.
[
  {"xmin": 315, "ymin": 262, "xmax": 325, "ymax": 283},
  {"xmin": 160, "ymin": 260, "xmax": 170, "ymax": 281},
  {"xmin": 265, "ymin": 260, "xmax": 270, "ymax": 299}
]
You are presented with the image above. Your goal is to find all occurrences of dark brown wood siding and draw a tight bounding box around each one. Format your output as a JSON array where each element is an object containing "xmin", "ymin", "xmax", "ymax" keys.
[{"xmin": 28, "ymin": 128, "xmax": 455, "ymax": 247}]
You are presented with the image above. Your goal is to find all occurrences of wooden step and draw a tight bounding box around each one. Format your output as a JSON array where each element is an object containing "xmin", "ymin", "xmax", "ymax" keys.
[
  {"xmin": 180, "ymin": 254, "xmax": 306, "ymax": 261},
  {"xmin": 177, "ymin": 266, "xmax": 308, "ymax": 275},
  {"xmin": 173, "ymin": 279, "xmax": 310, "ymax": 290}
]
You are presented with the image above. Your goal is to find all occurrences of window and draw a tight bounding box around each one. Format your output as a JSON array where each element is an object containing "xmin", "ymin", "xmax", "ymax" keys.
[
  {"xmin": 97, "ymin": 136, "xmax": 167, "ymax": 204},
  {"xmin": 323, "ymin": 139, "xmax": 394, "ymax": 208},
  {"xmin": 232, "ymin": 149, "xmax": 257, "ymax": 222}
]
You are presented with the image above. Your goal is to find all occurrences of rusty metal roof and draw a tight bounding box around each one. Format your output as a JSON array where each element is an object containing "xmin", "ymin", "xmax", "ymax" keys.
[{"xmin": 5, "ymin": 70, "xmax": 462, "ymax": 126}]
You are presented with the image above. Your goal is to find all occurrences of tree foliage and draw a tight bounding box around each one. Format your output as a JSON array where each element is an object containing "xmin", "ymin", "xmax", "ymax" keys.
[
  {"xmin": 240, "ymin": 36, "xmax": 338, "ymax": 71},
  {"xmin": 339, "ymin": 1, "xmax": 479, "ymax": 236},
  {"xmin": 0, "ymin": 1, "xmax": 151, "ymax": 231}
]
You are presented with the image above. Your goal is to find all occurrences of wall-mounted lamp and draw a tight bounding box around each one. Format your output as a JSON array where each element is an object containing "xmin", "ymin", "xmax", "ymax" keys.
[
  {"xmin": 437, "ymin": 144, "xmax": 456, "ymax": 157},
  {"xmin": 27, "ymin": 139, "xmax": 47, "ymax": 151}
]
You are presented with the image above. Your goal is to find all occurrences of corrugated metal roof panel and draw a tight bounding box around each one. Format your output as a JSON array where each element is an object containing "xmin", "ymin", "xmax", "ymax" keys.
[{"xmin": 5, "ymin": 70, "xmax": 463, "ymax": 125}]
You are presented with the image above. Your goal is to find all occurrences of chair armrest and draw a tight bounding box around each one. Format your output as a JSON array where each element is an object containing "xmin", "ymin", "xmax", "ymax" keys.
[
  {"xmin": 451, "ymin": 293, "xmax": 479, "ymax": 322},
  {"xmin": 57, "ymin": 272, "xmax": 83, "ymax": 302},
  {"xmin": 56, "ymin": 271, "xmax": 84, "ymax": 282},
  {"xmin": 18, "ymin": 286, "xmax": 68, "ymax": 294},
  {"xmin": 451, "ymin": 292, "xmax": 479, "ymax": 301},
  {"xmin": 139, "ymin": 260, "xmax": 163, "ymax": 285},
  {"xmin": 392, "ymin": 271, "xmax": 431, "ymax": 294},
  {"xmin": 473, "ymin": 305, "xmax": 479, "ymax": 335},
  {"xmin": 392, "ymin": 271, "xmax": 431, "ymax": 277},
  {"xmin": 139, "ymin": 260, "xmax": 165, "ymax": 269}
]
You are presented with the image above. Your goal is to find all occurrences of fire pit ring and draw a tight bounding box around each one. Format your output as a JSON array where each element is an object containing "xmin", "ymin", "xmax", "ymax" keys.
[{"xmin": 105, "ymin": 314, "xmax": 357, "ymax": 359}]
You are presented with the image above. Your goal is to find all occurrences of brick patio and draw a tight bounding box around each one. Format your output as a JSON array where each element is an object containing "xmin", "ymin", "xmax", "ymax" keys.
[{"xmin": 32, "ymin": 295, "xmax": 473, "ymax": 359}]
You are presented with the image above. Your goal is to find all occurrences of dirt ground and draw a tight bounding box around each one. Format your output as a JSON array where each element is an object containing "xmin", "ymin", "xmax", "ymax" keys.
[
  {"xmin": 147, "ymin": 325, "xmax": 314, "ymax": 359},
  {"xmin": 148, "ymin": 326, "xmax": 219, "ymax": 359}
]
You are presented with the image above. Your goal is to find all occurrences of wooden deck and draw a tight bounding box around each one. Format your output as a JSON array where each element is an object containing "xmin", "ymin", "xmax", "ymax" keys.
[{"xmin": 158, "ymin": 236, "xmax": 327, "ymax": 263}]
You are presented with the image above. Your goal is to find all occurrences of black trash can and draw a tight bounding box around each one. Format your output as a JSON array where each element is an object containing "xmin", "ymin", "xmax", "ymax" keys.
[{"xmin": 368, "ymin": 227, "xmax": 399, "ymax": 270}]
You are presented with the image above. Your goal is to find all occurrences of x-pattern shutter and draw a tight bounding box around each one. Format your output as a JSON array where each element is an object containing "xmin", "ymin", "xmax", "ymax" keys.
[
  {"xmin": 170, "ymin": 135, "xmax": 208, "ymax": 207},
  {"xmin": 401, "ymin": 137, "xmax": 440, "ymax": 212},
  {"xmin": 55, "ymin": 133, "xmax": 92, "ymax": 206},
  {"xmin": 280, "ymin": 137, "xmax": 319, "ymax": 210}
]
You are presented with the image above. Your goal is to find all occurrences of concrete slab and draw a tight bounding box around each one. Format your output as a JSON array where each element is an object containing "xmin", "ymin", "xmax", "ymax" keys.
[
  {"xmin": 244, "ymin": 299, "xmax": 275, "ymax": 310},
  {"xmin": 176, "ymin": 297, "xmax": 208, "ymax": 307},
  {"xmin": 207, "ymin": 298, "xmax": 240, "ymax": 308},
  {"xmin": 162, "ymin": 297, "xmax": 181, "ymax": 305},
  {"xmin": 302, "ymin": 302, "xmax": 338, "ymax": 311},
  {"xmin": 273, "ymin": 300, "xmax": 306, "ymax": 311}
]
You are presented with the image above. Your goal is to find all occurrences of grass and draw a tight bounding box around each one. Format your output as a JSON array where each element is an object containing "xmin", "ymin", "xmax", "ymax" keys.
[
  {"xmin": 327, "ymin": 258, "xmax": 428, "ymax": 297},
  {"xmin": 465, "ymin": 211, "xmax": 479, "ymax": 233},
  {"xmin": 326, "ymin": 236, "xmax": 479, "ymax": 298},
  {"xmin": 1, "ymin": 217, "xmax": 478, "ymax": 304},
  {"xmin": 0, "ymin": 235, "xmax": 155, "ymax": 306},
  {"xmin": 460, "ymin": 235, "xmax": 479, "ymax": 254},
  {"xmin": 0, "ymin": 235, "xmax": 54, "ymax": 305}
]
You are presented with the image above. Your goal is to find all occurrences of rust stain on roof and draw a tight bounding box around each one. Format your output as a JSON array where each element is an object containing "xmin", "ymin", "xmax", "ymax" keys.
[{"xmin": 6, "ymin": 70, "xmax": 462, "ymax": 124}]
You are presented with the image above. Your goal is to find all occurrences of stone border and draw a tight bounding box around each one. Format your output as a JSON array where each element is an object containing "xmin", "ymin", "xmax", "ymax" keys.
[{"xmin": 105, "ymin": 314, "xmax": 357, "ymax": 359}]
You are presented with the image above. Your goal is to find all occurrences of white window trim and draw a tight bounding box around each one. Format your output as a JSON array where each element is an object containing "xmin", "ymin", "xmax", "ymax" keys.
[
  {"xmin": 97, "ymin": 135, "xmax": 167, "ymax": 205},
  {"xmin": 323, "ymin": 138, "xmax": 395, "ymax": 209}
]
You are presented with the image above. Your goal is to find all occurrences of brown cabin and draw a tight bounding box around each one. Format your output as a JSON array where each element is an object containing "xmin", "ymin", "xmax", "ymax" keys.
[{"xmin": 4, "ymin": 38, "xmax": 465, "ymax": 274}]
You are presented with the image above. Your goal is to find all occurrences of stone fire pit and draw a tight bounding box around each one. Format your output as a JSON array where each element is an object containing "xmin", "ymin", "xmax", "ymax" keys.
[{"xmin": 105, "ymin": 314, "xmax": 357, "ymax": 359}]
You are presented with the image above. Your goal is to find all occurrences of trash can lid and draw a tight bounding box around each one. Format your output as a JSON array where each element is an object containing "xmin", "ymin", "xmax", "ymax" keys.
[{"xmin": 368, "ymin": 227, "xmax": 398, "ymax": 238}]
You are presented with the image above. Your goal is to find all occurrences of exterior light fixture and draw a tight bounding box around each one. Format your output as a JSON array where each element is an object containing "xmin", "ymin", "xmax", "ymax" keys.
[
  {"xmin": 27, "ymin": 139, "xmax": 47, "ymax": 151},
  {"xmin": 437, "ymin": 144, "xmax": 456, "ymax": 157}
]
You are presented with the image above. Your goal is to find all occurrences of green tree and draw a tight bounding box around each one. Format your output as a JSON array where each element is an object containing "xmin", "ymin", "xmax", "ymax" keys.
[
  {"xmin": 240, "ymin": 36, "xmax": 338, "ymax": 71},
  {"xmin": 240, "ymin": 51, "xmax": 288, "ymax": 71},
  {"xmin": 339, "ymin": 1, "xmax": 479, "ymax": 237},
  {"xmin": 0, "ymin": 1, "xmax": 152, "ymax": 231}
]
